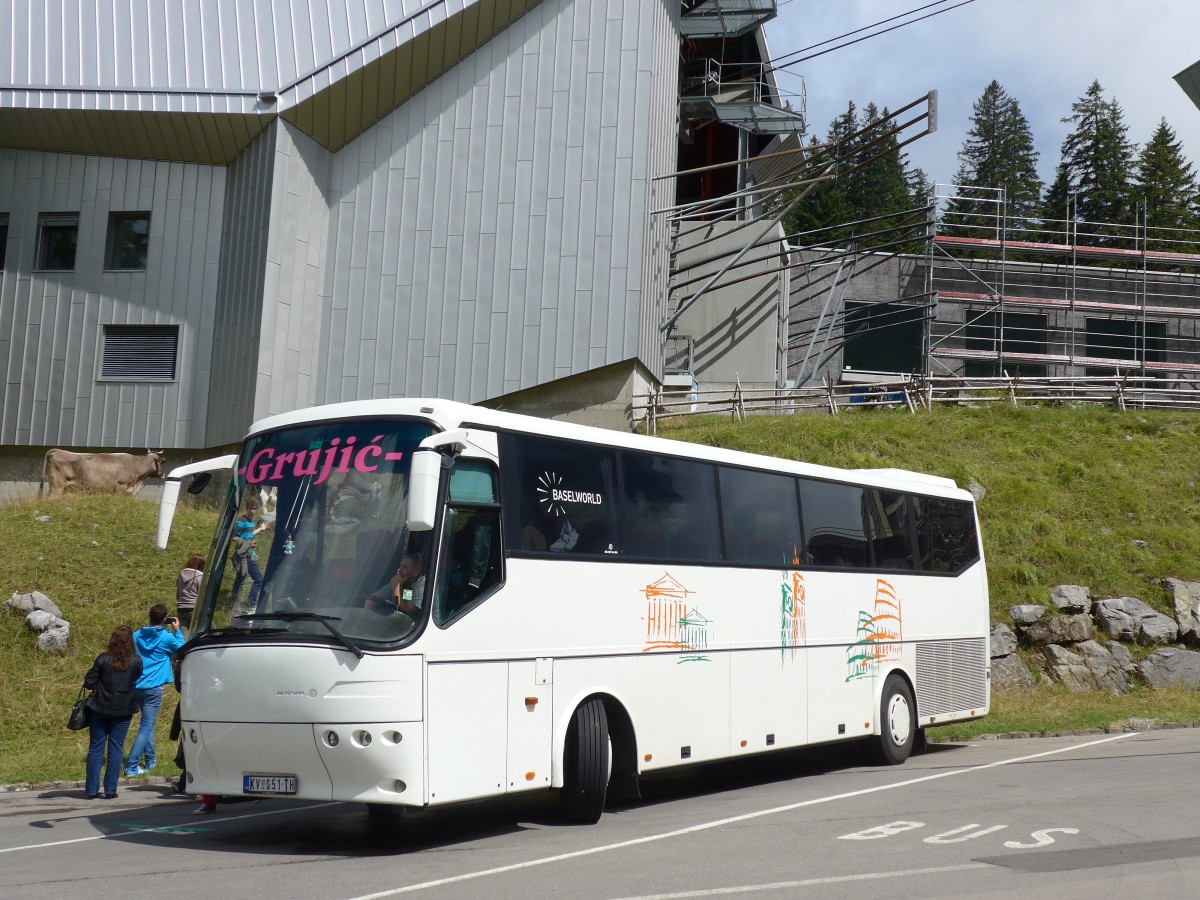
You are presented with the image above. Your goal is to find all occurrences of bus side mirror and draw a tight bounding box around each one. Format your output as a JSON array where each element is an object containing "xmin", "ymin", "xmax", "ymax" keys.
[
  {"xmin": 407, "ymin": 448, "xmax": 443, "ymax": 531},
  {"xmin": 187, "ymin": 472, "xmax": 212, "ymax": 494}
]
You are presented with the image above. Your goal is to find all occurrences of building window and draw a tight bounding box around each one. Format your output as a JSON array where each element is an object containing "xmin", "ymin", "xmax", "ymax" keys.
[
  {"xmin": 1085, "ymin": 317, "xmax": 1165, "ymax": 376},
  {"xmin": 106, "ymin": 212, "xmax": 151, "ymax": 270},
  {"xmin": 101, "ymin": 325, "xmax": 179, "ymax": 381},
  {"xmin": 36, "ymin": 214, "xmax": 80, "ymax": 271},
  {"xmin": 843, "ymin": 301, "xmax": 924, "ymax": 374},
  {"xmin": 964, "ymin": 311, "xmax": 1048, "ymax": 378},
  {"xmin": 0, "ymin": 214, "xmax": 8, "ymax": 270}
]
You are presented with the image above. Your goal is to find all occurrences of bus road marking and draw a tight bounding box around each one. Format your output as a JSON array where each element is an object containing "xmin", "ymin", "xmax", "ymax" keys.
[{"xmin": 344, "ymin": 732, "xmax": 1135, "ymax": 899}]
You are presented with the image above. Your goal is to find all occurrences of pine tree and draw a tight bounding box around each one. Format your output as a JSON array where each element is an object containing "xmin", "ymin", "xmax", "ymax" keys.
[
  {"xmin": 942, "ymin": 80, "xmax": 1042, "ymax": 238},
  {"xmin": 785, "ymin": 101, "xmax": 928, "ymax": 251},
  {"xmin": 1043, "ymin": 80, "xmax": 1137, "ymax": 244},
  {"xmin": 1134, "ymin": 118, "xmax": 1200, "ymax": 253}
]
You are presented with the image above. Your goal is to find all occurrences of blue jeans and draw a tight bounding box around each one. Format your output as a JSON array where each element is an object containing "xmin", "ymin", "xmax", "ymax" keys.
[
  {"xmin": 86, "ymin": 712, "xmax": 133, "ymax": 797},
  {"xmin": 125, "ymin": 685, "xmax": 164, "ymax": 772},
  {"xmin": 233, "ymin": 557, "xmax": 264, "ymax": 614}
]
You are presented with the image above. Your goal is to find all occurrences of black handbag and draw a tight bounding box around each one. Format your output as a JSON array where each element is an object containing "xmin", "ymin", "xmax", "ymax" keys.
[{"xmin": 67, "ymin": 688, "xmax": 90, "ymax": 731}]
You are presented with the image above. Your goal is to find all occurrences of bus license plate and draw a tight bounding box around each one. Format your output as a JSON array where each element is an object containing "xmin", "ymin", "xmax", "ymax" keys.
[{"xmin": 243, "ymin": 774, "xmax": 297, "ymax": 795}]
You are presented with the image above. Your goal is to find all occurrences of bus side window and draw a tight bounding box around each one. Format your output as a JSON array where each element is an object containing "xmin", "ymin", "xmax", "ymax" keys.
[
  {"xmin": 797, "ymin": 479, "xmax": 869, "ymax": 569},
  {"xmin": 435, "ymin": 460, "xmax": 503, "ymax": 625}
]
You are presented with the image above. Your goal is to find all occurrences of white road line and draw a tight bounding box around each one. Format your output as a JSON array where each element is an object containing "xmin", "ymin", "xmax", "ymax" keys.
[
  {"xmin": 345, "ymin": 732, "xmax": 1136, "ymax": 899},
  {"xmin": 0, "ymin": 801, "xmax": 341, "ymax": 855},
  {"xmin": 609, "ymin": 862, "xmax": 994, "ymax": 898}
]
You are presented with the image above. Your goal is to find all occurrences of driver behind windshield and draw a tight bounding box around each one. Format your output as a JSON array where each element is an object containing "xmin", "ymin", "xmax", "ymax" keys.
[{"xmin": 364, "ymin": 553, "xmax": 425, "ymax": 616}]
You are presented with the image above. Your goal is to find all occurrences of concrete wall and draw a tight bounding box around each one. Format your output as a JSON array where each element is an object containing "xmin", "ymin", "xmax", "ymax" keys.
[
  {"xmin": 670, "ymin": 220, "xmax": 790, "ymax": 392},
  {"xmin": 482, "ymin": 359, "xmax": 654, "ymax": 432}
]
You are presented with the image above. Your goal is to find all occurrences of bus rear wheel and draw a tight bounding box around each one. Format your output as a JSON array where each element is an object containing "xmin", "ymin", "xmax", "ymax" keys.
[
  {"xmin": 561, "ymin": 697, "xmax": 610, "ymax": 824},
  {"xmin": 870, "ymin": 674, "xmax": 915, "ymax": 766}
]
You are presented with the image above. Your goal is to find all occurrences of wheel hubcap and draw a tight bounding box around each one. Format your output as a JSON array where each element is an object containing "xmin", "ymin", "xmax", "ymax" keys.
[{"xmin": 887, "ymin": 694, "xmax": 912, "ymax": 747}]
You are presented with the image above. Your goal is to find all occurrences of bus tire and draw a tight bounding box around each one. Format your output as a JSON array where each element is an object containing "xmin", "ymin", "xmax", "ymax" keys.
[
  {"xmin": 561, "ymin": 697, "xmax": 610, "ymax": 824},
  {"xmin": 870, "ymin": 673, "xmax": 915, "ymax": 766}
]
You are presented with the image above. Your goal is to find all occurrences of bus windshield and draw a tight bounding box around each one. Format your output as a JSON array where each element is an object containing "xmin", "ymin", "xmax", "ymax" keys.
[{"xmin": 195, "ymin": 419, "xmax": 438, "ymax": 647}]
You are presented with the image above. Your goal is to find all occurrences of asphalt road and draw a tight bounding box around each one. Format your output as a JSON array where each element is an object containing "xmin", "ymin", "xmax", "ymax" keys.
[{"xmin": 4, "ymin": 729, "xmax": 1200, "ymax": 899}]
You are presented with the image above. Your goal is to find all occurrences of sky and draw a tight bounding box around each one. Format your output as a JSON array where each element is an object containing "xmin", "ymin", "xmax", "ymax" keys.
[{"xmin": 764, "ymin": 0, "xmax": 1200, "ymax": 193}]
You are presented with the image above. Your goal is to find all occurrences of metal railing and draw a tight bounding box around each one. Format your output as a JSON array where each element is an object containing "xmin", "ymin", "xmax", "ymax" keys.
[{"xmin": 633, "ymin": 374, "xmax": 1200, "ymax": 432}]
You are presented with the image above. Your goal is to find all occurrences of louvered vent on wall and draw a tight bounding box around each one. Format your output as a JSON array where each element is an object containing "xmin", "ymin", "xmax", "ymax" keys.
[
  {"xmin": 915, "ymin": 638, "xmax": 987, "ymax": 718},
  {"xmin": 101, "ymin": 325, "xmax": 179, "ymax": 381}
]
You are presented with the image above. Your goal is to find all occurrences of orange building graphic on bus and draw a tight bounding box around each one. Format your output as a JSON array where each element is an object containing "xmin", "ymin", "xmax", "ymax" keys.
[
  {"xmin": 642, "ymin": 571, "xmax": 711, "ymax": 663},
  {"xmin": 846, "ymin": 578, "xmax": 903, "ymax": 681},
  {"xmin": 780, "ymin": 555, "xmax": 806, "ymax": 662}
]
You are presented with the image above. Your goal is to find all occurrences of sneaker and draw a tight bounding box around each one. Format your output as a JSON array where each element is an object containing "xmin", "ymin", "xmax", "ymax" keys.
[
  {"xmin": 193, "ymin": 803, "xmax": 215, "ymax": 815},
  {"xmin": 124, "ymin": 766, "xmax": 146, "ymax": 777}
]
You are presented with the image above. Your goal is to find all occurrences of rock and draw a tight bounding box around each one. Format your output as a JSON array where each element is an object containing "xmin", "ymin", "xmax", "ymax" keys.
[
  {"xmin": 1166, "ymin": 578, "xmax": 1200, "ymax": 643},
  {"xmin": 1022, "ymin": 613, "xmax": 1095, "ymax": 646},
  {"xmin": 5, "ymin": 591, "xmax": 61, "ymax": 618},
  {"xmin": 34, "ymin": 515, "xmax": 51, "ymax": 522},
  {"xmin": 1042, "ymin": 644, "xmax": 1093, "ymax": 692},
  {"xmin": 1009, "ymin": 605, "xmax": 1045, "ymax": 626},
  {"xmin": 5, "ymin": 593, "xmax": 34, "ymax": 614},
  {"xmin": 1132, "ymin": 539, "xmax": 1148, "ymax": 550},
  {"xmin": 990, "ymin": 623, "xmax": 1017, "ymax": 657},
  {"xmin": 1139, "ymin": 647, "xmax": 1200, "ymax": 689},
  {"xmin": 1049, "ymin": 584, "xmax": 1091, "ymax": 614},
  {"xmin": 1075, "ymin": 640, "xmax": 1129, "ymax": 695},
  {"xmin": 30, "ymin": 591, "xmax": 62, "ymax": 618},
  {"xmin": 37, "ymin": 623, "xmax": 69, "ymax": 654},
  {"xmin": 991, "ymin": 653, "xmax": 1036, "ymax": 692},
  {"xmin": 1106, "ymin": 640, "xmax": 1136, "ymax": 673},
  {"xmin": 967, "ymin": 479, "xmax": 987, "ymax": 502},
  {"xmin": 25, "ymin": 609, "xmax": 59, "ymax": 632},
  {"xmin": 1094, "ymin": 596, "xmax": 1180, "ymax": 645}
]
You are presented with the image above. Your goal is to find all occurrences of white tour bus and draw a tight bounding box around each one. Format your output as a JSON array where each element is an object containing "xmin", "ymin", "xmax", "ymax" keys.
[{"xmin": 157, "ymin": 398, "xmax": 989, "ymax": 823}]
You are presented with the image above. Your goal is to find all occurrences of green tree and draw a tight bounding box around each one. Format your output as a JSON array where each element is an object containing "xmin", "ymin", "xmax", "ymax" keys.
[
  {"xmin": 1043, "ymin": 80, "xmax": 1137, "ymax": 244},
  {"xmin": 942, "ymin": 80, "xmax": 1042, "ymax": 238},
  {"xmin": 1134, "ymin": 118, "xmax": 1199, "ymax": 253},
  {"xmin": 785, "ymin": 101, "xmax": 929, "ymax": 251}
]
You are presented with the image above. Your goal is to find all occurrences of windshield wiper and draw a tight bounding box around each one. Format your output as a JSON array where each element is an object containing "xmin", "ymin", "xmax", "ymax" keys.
[{"xmin": 237, "ymin": 612, "xmax": 365, "ymax": 659}]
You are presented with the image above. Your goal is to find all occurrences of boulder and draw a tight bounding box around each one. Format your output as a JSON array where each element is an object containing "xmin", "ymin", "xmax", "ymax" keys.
[
  {"xmin": 1138, "ymin": 647, "xmax": 1200, "ymax": 690},
  {"xmin": 1049, "ymin": 584, "xmax": 1091, "ymax": 614},
  {"xmin": 1009, "ymin": 605, "xmax": 1045, "ymax": 626},
  {"xmin": 1022, "ymin": 613, "xmax": 1095, "ymax": 646},
  {"xmin": 5, "ymin": 591, "xmax": 61, "ymax": 618},
  {"xmin": 1042, "ymin": 644, "xmax": 1094, "ymax": 692},
  {"xmin": 25, "ymin": 609, "xmax": 59, "ymax": 633},
  {"xmin": 1105, "ymin": 641, "xmax": 1136, "ymax": 673},
  {"xmin": 1094, "ymin": 596, "xmax": 1179, "ymax": 645},
  {"xmin": 991, "ymin": 653, "xmax": 1036, "ymax": 692},
  {"xmin": 1074, "ymin": 640, "xmax": 1129, "ymax": 695},
  {"xmin": 990, "ymin": 623, "xmax": 1017, "ymax": 658},
  {"xmin": 1165, "ymin": 578, "xmax": 1200, "ymax": 643},
  {"xmin": 37, "ymin": 623, "xmax": 69, "ymax": 654}
]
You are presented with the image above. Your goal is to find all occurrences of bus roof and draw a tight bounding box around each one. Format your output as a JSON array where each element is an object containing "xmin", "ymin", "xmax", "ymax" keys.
[{"xmin": 246, "ymin": 398, "xmax": 974, "ymax": 501}]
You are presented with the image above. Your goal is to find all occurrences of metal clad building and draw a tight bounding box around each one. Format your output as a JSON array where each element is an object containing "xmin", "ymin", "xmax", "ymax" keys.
[{"xmin": 0, "ymin": 0, "xmax": 684, "ymax": 450}]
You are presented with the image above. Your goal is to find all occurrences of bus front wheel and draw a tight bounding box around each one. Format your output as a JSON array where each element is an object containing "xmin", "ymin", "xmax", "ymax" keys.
[
  {"xmin": 561, "ymin": 697, "xmax": 610, "ymax": 823},
  {"xmin": 870, "ymin": 674, "xmax": 915, "ymax": 766}
]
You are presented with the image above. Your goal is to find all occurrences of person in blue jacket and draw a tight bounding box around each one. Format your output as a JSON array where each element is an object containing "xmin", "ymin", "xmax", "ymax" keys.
[{"xmin": 124, "ymin": 604, "xmax": 186, "ymax": 777}]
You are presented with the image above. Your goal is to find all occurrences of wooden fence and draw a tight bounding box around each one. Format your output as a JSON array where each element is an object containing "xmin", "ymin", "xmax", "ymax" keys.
[{"xmin": 634, "ymin": 374, "xmax": 1200, "ymax": 434}]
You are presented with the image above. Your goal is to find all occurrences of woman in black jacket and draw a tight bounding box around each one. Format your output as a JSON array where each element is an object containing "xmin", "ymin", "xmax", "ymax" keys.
[{"xmin": 83, "ymin": 626, "xmax": 143, "ymax": 799}]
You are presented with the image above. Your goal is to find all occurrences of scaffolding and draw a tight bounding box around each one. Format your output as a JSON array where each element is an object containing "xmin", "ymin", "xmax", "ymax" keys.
[{"xmin": 928, "ymin": 184, "xmax": 1200, "ymax": 381}]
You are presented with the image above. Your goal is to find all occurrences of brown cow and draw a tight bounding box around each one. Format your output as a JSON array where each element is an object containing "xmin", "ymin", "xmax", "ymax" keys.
[{"xmin": 39, "ymin": 449, "xmax": 166, "ymax": 496}]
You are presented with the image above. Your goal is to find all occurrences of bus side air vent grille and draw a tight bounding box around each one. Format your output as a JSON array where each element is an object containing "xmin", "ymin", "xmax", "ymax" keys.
[{"xmin": 915, "ymin": 638, "xmax": 987, "ymax": 717}]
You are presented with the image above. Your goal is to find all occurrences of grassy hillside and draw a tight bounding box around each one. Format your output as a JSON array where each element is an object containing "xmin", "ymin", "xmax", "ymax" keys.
[
  {"xmin": 0, "ymin": 493, "xmax": 219, "ymax": 785},
  {"xmin": 658, "ymin": 403, "xmax": 1200, "ymax": 619},
  {"xmin": 5, "ymin": 404, "xmax": 1200, "ymax": 784}
]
